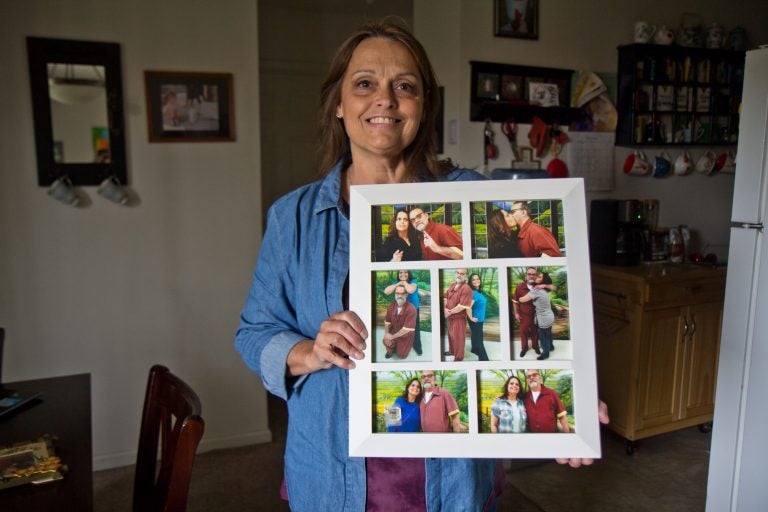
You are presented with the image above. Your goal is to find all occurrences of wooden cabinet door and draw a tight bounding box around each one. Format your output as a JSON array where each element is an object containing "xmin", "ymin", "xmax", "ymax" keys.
[
  {"xmin": 637, "ymin": 307, "xmax": 686, "ymax": 428},
  {"xmin": 681, "ymin": 302, "xmax": 724, "ymax": 419}
]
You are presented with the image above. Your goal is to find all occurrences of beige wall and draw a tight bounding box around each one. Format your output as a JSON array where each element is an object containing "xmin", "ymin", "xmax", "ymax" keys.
[
  {"xmin": 417, "ymin": 0, "xmax": 768, "ymax": 260},
  {"xmin": 258, "ymin": 0, "xmax": 413, "ymax": 212},
  {"xmin": 0, "ymin": 0, "xmax": 268, "ymax": 469}
]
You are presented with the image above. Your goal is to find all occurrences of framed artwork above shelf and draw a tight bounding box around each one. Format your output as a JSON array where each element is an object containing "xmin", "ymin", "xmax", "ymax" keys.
[{"xmin": 469, "ymin": 61, "xmax": 583, "ymax": 124}]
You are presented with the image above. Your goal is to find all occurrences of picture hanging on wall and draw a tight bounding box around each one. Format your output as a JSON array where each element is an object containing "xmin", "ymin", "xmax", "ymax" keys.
[
  {"xmin": 494, "ymin": 0, "xmax": 539, "ymax": 40},
  {"xmin": 144, "ymin": 71, "xmax": 235, "ymax": 143}
]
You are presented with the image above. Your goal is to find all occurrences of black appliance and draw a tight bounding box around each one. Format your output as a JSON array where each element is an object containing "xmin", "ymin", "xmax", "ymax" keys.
[{"xmin": 589, "ymin": 199, "xmax": 645, "ymax": 266}]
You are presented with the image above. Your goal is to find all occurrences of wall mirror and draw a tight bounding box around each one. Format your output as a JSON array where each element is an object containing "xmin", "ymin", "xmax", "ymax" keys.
[{"xmin": 27, "ymin": 37, "xmax": 127, "ymax": 186}]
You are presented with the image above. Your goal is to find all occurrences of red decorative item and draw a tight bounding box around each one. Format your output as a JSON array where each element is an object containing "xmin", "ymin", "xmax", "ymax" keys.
[
  {"xmin": 528, "ymin": 116, "xmax": 549, "ymax": 157},
  {"xmin": 547, "ymin": 157, "xmax": 568, "ymax": 178}
]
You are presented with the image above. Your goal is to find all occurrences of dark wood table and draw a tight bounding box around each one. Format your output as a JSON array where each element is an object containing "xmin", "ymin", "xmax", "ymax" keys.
[{"xmin": 0, "ymin": 373, "xmax": 92, "ymax": 511}]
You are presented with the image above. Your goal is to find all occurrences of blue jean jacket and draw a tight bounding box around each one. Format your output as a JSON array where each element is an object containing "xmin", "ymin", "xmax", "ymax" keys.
[{"xmin": 235, "ymin": 162, "xmax": 497, "ymax": 511}]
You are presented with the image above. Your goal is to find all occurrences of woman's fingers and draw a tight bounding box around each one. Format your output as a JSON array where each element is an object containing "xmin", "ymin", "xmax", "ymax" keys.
[{"xmin": 312, "ymin": 311, "xmax": 368, "ymax": 370}]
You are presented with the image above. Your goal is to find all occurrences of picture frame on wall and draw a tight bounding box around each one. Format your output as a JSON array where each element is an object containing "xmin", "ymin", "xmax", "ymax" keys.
[
  {"xmin": 348, "ymin": 179, "xmax": 601, "ymax": 459},
  {"xmin": 494, "ymin": 0, "xmax": 539, "ymax": 40},
  {"xmin": 144, "ymin": 71, "xmax": 235, "ymax": 142}
]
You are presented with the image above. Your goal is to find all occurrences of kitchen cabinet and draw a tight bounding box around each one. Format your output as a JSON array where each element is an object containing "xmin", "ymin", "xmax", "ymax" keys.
[
  {"xmin": 616, "ymin": 43, "xmax": 744, "ymax": 146},
  {"xmin": 591, "ymin": 264, "xmax": 725, "ymax": 452}
]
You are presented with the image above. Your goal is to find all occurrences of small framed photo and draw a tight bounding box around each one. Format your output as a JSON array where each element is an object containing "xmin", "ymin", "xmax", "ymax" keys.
[
  {"xmin": 494, "ymin": 0, "xmax": 539, "ymax": 40},
  {"xmin": 500, "ymin": 75, "xmax": 524, "ymax": 101},
  {"xmin": 528, "ymin": 82, "xmax": 560, "ymax": 107},
  {"xmin": 476, "ymin": 73, "xmax": 500, "ymax": 100},
  {"xmin": 144, "ymin": 71, "xmax": 235, "ymax": 142}
]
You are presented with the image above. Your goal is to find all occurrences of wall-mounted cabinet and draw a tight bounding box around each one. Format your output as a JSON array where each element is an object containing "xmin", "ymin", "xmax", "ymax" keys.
[
  {"xmin": 616, "ymin": 44, "xmax": 744, "ymax": 147},
  {"xmin": 469, "ymin": 61, "xmax": 582, "ymax": 124}
]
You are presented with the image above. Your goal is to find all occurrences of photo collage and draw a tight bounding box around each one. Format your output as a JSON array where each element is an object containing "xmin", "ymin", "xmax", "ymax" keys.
[{"xmin": 348, "ymin": 180, "xmax": 599, "ymax": 459}]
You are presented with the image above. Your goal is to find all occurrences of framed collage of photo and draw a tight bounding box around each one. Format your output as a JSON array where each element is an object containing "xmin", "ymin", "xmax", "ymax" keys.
[{"xmin": 348, "ymin": 179, "xmax": 600, "ymax": 459}]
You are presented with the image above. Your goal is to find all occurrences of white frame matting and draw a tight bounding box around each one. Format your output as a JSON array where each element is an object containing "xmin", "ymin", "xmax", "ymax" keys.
[{"xmin": 348, "ymin": 178, "xmax": 600, "ymax": 459}]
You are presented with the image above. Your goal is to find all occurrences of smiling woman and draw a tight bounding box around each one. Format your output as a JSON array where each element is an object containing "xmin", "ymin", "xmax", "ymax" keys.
[{"xmin": 235, "ymin": 20, "xmax": 501, "ymax": 512}]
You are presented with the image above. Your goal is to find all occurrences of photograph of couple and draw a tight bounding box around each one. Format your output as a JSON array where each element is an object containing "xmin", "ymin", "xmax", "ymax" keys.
[
  {"xmin": 508, "ymin": 266, "xmax": 572, "ymax": 361},
  {"xmin": 371, "ymin": 203, "xmax": 463, "ymax": 262},
  {"xmin": 472, "ymin": 199, "xmax": 564, "ymax": 259},
  {"xmin": 372, "ymin": 269, "xmax": 431, "ymax": 362},
  {"xmin": 373, "ymin": 370, "xmax": 469, "ymax": 434},
  {"xmin": 439, "ymin": 267, "xmax": 501, "ymax": 362},
  {"xmin": 478, "ymin": 369, "xmax": 575, "ymax": 434}
]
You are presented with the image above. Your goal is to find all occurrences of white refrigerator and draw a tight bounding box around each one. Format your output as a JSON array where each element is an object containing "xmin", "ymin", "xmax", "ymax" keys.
[{"xmin": 707, "ymin": 46, "xmax": 768, "ymax": 511}]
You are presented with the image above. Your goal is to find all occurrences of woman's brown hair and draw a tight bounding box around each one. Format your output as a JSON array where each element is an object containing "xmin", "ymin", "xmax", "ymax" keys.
[{"xmin": 318, "ymin": 20, "xmax": 452, "ymax": 179}]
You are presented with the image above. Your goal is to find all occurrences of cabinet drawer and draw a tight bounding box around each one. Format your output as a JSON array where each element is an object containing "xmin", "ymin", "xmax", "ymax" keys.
[{"xmin": 645, "ymin": 279, "xmax": 725, "ymax": 307}]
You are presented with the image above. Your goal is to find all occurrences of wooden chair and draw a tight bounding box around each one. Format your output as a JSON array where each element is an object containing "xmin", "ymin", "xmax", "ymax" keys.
[{"xmin": 133, "ymin": 364, "xmax": 205, "ymax": 512}]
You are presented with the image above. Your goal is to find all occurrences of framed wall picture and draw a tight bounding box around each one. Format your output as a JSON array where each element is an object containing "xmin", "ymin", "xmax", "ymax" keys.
[
  {"xmin": 494, "ymin": 0, "xmax": 539, "ymax": 40},
  {"xmin": 144, "ymin": 71, "xmax": 235, "ymax": 142},
  {"xmin": 348, "ymin": 179, "xmax": 600, "ymax": 459}
]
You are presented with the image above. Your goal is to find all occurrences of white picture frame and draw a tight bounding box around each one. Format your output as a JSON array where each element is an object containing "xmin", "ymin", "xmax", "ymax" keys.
[{"xmin": 348, "ymin": 178, "xmax": 600, "ymax": 459}]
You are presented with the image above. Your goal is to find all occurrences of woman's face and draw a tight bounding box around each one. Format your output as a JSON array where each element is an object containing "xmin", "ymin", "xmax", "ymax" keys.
[
  {"xmin": 395, "ymin": 211, "xmax": 410, "ymax": 233},
  {"xmin": 398, "ymin": 270, "xmax": 410, "ymax": 281},
  {"xmin": 501, "ymin": 209, "xmax": 516, "ymax": 228},
  {"xmin": 470, "ymin": 275, "xmax": 481, "ymax": 289},
  {"xmin": 507, "ymin": 378, "xmax": 521, "ymax": 397},
  {"xmin": 336, "ymin": 38, "xmax": 424, "ymax": 164},
  {"xmin": 407, "ymin": 380, "xmax": 421, "ymax": 399},
  {"xmin": 535, "ymin": 273, "xmax": 544, "ymax": 284}
]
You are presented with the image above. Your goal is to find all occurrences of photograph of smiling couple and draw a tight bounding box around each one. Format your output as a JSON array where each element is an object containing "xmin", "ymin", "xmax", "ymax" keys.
[{"xmin": 371, "ymin": 199, "xmax": 565, "ymax": 262}]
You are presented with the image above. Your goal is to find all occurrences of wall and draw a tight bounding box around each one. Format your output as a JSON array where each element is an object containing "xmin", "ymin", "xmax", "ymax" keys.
[
  {"xmin": 416, "ymin": 0, "xmax": 768, "ymax": 261},
  {"xmin": 0, "ymin": 0, "xmax": 268, "ymax": 470},
  {"xmin": 258, "ymin": 0, "xmax": 413, "ymax": 214}
]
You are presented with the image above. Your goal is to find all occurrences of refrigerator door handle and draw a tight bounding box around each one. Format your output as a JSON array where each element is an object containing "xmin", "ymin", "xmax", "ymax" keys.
[
  {"xmin": 682, "ymin": 317, "xmax": 689, "ymax": 339},
  {"xmin": 731, "ymin": 222, "xmax": 764, "ymax": 231}
]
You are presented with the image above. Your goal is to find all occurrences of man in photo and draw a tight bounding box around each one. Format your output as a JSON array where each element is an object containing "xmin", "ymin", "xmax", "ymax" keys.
[
  {"xmin": 523, "ymin": 369, "xmax": 570, "ymax": 433},
  {"xmin": 409, "ymin": 206, "xmax": 463, "ymax": 260},
  {"xmin": 443, "ymin": 268, "xmax": 473, "ymax": 361},
  {"xmin": 382, "ymin": 285, "xmax": 417, "ymax": 360},
  {"xmin": 419, "ymin": 370, "xmax": 462, "ymax": 433},
  {"xmin": 513, "ymin": 267, "xmax": 541, "ymax": 358},
  {"xmin": 383, "ymin": 270, "xmax": 422, "ymax": 356},
  {"xmin": 508, "ymin": 201, "xmax": 562, "ymax": 257}
]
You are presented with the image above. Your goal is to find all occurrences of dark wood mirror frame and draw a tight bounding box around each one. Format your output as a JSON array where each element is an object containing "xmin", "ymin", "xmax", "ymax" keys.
[{"xmin": 27, "ymin": 36, "xmax": 127, "ymax": 186}]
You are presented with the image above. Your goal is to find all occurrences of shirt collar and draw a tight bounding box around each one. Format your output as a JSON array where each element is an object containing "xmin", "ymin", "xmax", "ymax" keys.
[{"xmin": 314, "ymin": 159, "xmax": 348, "ymax": 215}]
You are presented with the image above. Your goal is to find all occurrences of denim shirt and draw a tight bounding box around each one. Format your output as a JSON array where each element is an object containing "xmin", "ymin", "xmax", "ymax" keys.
[{"xmin": 235, "ymin": 162, "xmax": 497, "ymax": 511}]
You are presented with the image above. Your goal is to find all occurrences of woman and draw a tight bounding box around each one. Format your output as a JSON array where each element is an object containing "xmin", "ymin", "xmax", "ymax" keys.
[
  {"xmin": 490, "ymin": 376, "xmax": 527, "ymax": 433},
  {"xmin": 387, "ymin": 378, "xmax": 423, "ymax": 432},
  {"xmin": 487, "ymin": 209, "xmax": 522, "ymax": 258},
  {"xmin": 383, "ymin": 270, "xmax": 422, "ymax": 356},
  {"xmin": 235, "ymin": 21, "xmax": 597, "ymax": 511},
  {"xmin": 235, "ymin": 21, "xmax": 500, "ymax": 511},
  {"xmin": 468, "ymin": 273, "xmax": 490, "ymax": 361},
  {"xmin": 516, "ymin": 272, "xmax": 555, "ymax": 361},
  {"xmin": 377, "ymin": 208, "xmax": 423, "ymax": 261}
]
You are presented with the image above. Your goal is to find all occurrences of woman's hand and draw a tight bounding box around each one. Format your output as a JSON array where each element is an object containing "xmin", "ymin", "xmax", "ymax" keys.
[
  {"xmin": 555, "ymin": 400, "xmax": 610, "ymax": 467},
  {"xmin": 391, "ymin": 250, "xmax": 403, "ymax": 262},
  {"xmin": 287, "ymin": 311, "xmax": 368, "ymax": 376}
]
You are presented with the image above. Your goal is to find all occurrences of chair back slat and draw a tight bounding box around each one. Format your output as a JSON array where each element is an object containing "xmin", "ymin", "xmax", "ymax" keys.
[{"xmin": 133, "ymin": 365, "xmax": 204, "ymax": 512}]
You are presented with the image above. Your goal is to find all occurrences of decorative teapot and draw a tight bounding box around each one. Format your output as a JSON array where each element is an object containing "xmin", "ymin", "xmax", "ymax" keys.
[{"xmin": 654, "ymin": 25, "xmax": 675, "ymax": 45}]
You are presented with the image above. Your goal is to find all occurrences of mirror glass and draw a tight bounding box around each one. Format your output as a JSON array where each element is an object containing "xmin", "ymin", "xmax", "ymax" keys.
[
  {"xmin": 27, "ymin": 37, "xmax": 127, "ymax": 186},
  {"xmin": 48, "ymin": 63, "xmax": 110, "ymax": 163}
]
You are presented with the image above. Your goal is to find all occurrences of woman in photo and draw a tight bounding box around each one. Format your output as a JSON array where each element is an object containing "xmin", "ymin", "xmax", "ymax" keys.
[
  {"xmin": 387, "ymin": 377, "xmax": 423, "ymax": 432},
  {"xmin": 377, "ymin": 208, "xmax": 423, "ymax": 261},
  {"xmin": 515, "ymin": 272, "xmax": 555, "ymax": 360},
  {"xmin": 490, "ymin": 375, "xmax": 527, "ymax": 433},
  {"xmin": 467, "ymin": 273, "xmax": 489, "ymax": 361},
  {"xmin": 487, "ymin": 208, "xmax": 522, "ymax": 258}
]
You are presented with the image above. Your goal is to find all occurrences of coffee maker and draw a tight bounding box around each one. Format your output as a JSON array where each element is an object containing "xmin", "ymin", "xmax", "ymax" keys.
[{"xmin": 589, "ymin": 199, "xmax": 645, "ymax": 266}]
